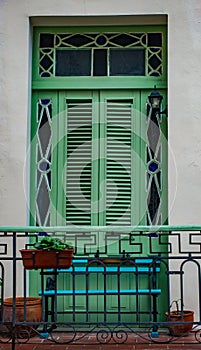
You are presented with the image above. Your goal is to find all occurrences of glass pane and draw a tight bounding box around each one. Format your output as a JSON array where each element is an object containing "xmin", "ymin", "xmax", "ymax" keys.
[
  {"xmin": 40, "ymin": 34, "xmax": 54, "ymax": 48},
  {"xmin": 148, "ymin": 33, "xmax": 162, "ymax": 47},
  {"xmin": 110, "ymin": 49, "xmax": 145, "ymax": 76},
  {"xmin": 110, "ymin": 33, "xmax": 143, "ymax": 46},
  {"xmin": 93, "ymin": 49, "xmax": 107, "ymax": 76},
  {"xmin": 147, "ymin": 178, "xmax": 160, "ymax": 224},
  {"xmin": 56, "ymin": 34, "xmax": 93, "ymax": 47},
  {"xmin": 55, "ymin": 50, "xmax": 91, "ymax": 76},
  {"xmin": 36, "ymin": 176, "xmax": 50, "ymax": 225},
  {"xmin": 40, "ymin": 54, "xmax": 53, "ymax": 70}
]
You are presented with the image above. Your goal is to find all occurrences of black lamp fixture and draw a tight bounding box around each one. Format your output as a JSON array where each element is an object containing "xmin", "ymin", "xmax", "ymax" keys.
[
  {"xmin": 148, "ymin": 86, "xmax": 168, "ymax": 116},
  {"xmin": 148, "ymin": 85, "xmax": 163, "ymax": 109}
]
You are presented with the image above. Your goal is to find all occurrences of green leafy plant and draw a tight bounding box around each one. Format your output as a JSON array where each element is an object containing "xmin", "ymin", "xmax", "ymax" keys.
[{"xmin": 34, "ymin": 236, "xmax": 73, "ymax": 251}]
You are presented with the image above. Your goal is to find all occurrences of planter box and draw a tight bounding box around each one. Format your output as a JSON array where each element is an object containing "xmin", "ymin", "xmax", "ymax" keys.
[{"xmin": 20, "ymin": 249, "xmax": 74, "ymax": 269}]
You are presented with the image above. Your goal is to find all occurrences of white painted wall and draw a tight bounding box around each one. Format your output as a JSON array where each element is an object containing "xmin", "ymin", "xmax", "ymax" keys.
[
  {"xmin": 0, "ymin": 0, "xmax": 200, "ymax": 225},
  {"xmin": 0, "ymin": 0, "xmax": 201, "ymax": 317}
]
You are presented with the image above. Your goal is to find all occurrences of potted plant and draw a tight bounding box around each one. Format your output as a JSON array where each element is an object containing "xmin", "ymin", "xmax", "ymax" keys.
[
  {"xmin": 165, "ymin": 299, "xmax": 194, "ymax": 336},
  {"xmin": 20, "ymin": 234, "xmax": 74, "ymax": 270}
]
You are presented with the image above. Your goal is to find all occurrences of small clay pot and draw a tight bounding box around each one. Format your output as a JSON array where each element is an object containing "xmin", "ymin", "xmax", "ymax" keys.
[
  {"xmin": 3, "ymin": 297, "xmax": 42, "ymax": 338},
  {"xmin": 165, "ymin": 310, "xmax": 194, "ymax": 336}
]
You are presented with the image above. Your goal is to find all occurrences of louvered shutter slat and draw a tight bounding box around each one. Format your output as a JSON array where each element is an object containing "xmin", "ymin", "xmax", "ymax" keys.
[
  {"xmin": 106, "ymin": 101, "xmax": 132, "ymax": 225},
  {"xmin": 66, "ymin": 102, "xmax": 92, "ymax": 225}
]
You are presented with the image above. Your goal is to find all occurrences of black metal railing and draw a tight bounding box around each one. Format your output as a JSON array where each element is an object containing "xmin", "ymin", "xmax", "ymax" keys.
[{"xmin": 0, "ymin": 225, "xmax": 201, "ymax": 348}]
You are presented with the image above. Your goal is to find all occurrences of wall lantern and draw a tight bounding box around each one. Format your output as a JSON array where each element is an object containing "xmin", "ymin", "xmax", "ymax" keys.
[{"xmin": 148, "ymin": 86, "xmax": 163, "ymax": 109}]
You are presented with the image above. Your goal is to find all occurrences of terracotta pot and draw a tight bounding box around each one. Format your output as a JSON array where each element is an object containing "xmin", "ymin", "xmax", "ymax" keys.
[
  {"xmin": 165, "ymin": 310, "xmax": 194, "ymax": 336},
  {"xmin": 20, "ymin": 248, "xmax": 74, "ymax": 269},
  {"xmin": 3, "ymin": 297, "xmax": 42, "ymax": 338}
]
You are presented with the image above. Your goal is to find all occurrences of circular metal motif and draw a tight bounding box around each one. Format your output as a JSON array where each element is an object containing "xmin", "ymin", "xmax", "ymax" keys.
[
  {"xmin": 148, "ymin": 161, "xmax": 159, "ymax": 174},
  {"xmin": 38, "ymin": 159, "xmax": 50, "ymax": 173},
  {"xmin": 95, "ymin": 34, "xmax": 107, "ymax": 46}
]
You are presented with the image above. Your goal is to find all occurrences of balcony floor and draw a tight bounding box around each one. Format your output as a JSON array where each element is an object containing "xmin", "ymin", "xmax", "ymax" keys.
[{"xmin": 0, "ymin": 329, "xmax": 201, "ymax": 349}]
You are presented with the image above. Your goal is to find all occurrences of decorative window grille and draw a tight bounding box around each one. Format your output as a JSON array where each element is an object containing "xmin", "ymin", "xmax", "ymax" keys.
[
  {"xmin": 35, "ymin": 99, "xmax": 52, "ymax": 226},
  {"xmin": 146, "ymin": 102, "xmax": 163, "ymax": 226},
  {"xmin": 38, "ymin": 31, "xmax": 163, "ymax": 78}
]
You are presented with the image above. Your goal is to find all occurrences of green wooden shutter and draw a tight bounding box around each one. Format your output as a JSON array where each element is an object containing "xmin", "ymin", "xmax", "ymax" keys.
[
  {"xmin": 105, "ymin": 100, "xmax": 132, "ymax": 225},
  {"xmin": 64, "ymin": 91, "xmax": 140, "ymax": 227},
  {"xmin": 66, "ymin": 99, "xmax": 93, "ymax": 225},
  {"xmin": 99, "ymin": 91, "xmax": 140, "ymax": 228}
]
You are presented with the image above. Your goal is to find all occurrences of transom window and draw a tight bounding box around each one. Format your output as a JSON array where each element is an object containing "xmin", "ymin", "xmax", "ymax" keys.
[{"xmin": 38, "ymin": 31, "xmax": 163, "ymax": 78}]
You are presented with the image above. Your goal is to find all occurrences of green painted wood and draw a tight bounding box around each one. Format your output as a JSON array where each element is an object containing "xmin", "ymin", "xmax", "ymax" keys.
[
  {"xmin": 30, "ymin": 23, "xmax": 167, "ymax": 324},
  {"xmin": 32, "ymin": 78, "xmax": 167, "ymax": 90},
  {"xmin": 30, "ymin": 91, "xmax": 59, "ymax": 226},
  {"xmin": 91, "ymin": 91, "xmax": 100, "ymax": 227},
  {"xmin": 33, "ymin": 25, "xmax": 167, "ymax": 35},
  {"xmin": 62, "ymin": 90, "xmax": 100, "ymax": 230},
  {"xmin": 7, "ymin": 224, "xmax": 200, "ymax": 232}
]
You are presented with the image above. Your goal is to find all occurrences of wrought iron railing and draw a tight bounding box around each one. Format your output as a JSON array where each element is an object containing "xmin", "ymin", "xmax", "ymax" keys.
[{"xmin": 0, "ymin": 225, "xmax": 201, "ymax": 349}]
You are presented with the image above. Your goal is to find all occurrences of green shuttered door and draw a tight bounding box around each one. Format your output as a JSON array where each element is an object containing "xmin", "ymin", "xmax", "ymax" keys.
[{"xmin": 62, "ymin": 90, "xmax": 140, "ymax": 229}]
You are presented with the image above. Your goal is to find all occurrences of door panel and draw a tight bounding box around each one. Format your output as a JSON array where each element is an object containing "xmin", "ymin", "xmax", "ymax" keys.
[
  {"xmin": 62, "ymin": 90, "xmax": 140, "ymax": 228},
  {"xmin": 99, "ymin": 90, "xmax": 140, "ymax": 227}
]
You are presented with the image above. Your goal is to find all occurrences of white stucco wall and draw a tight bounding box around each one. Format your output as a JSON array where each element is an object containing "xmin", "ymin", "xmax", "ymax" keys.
[
  {"xmin": 0, "ymin": 0, "xmax": 201, "ymax": 315},
  {"xmin": 0, "ymin": 0, "xmax": 201, "ymax": 225}
]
